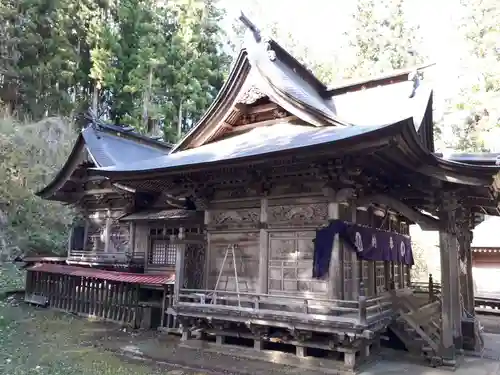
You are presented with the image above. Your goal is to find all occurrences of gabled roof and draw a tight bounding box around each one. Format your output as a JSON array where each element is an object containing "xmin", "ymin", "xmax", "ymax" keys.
[
  {"xmin": 36, "ymin": 121, "xmax": 173, "ymax": 201},
  {"xmin": 90, "ymin": 19, "xmax": 499, "ymax": 188},
  {"xmin": 172, "ymin": 17, "xmax": 435, "ymax": 152}
]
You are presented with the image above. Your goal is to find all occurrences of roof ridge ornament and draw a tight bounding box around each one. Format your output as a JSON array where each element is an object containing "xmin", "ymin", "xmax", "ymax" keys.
[
  {"xmin": 239, "ymin": 12, "xmax": 261, "ymax": 43},
  {"xmin": 238, "ymin": 12, "xmax": 275, "ymax": 61}
]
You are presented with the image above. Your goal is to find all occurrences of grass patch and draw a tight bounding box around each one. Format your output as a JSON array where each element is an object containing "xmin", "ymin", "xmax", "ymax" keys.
[
  {"xmin": 0, "ymin": 263, "xmax": 25, "ymax": 295},
  {"xmin": 0, "ymin": 266, "xmax": 197, "ymax": 375}
]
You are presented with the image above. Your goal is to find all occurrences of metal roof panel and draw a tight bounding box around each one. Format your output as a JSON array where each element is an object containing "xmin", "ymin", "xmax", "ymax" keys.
[{"xmin": 27, "ymin": 263, "xmax": 175, "ymax": 285}]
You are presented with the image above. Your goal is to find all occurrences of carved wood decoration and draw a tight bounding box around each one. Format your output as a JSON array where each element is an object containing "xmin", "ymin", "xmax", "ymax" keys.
[
  {"xmin": 86, "ymin": 222, "xmax": 105, "ymax": 252},
  {"xmin": 267, "ymin": 203, "xmax": 328, "ymax": 228},
  {"xmin": 184, "ymin": 243, "xmax": 206, "ymax": 289},
  {"xmin": 209, "ymin": 208, "xmax": 260, "ymax": 230},
  {"xmin": 108, "ymin": 223, "xmax": 130, "ymax": 253}
]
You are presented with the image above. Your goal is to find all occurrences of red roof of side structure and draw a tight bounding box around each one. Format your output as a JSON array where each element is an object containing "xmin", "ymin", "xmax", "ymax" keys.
[{"xmin": 28, "ymin": 263, "xmax": 174, "ymax": 285}]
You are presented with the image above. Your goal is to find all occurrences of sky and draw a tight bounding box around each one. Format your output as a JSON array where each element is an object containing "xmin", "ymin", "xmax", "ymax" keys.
[
  {"xmin": 219, "ymin": 0, "xmax": 500, "ymax": 149},
  {"xmin": 220, "ymin": 0, "xmax": 466, "ymax": 96}
]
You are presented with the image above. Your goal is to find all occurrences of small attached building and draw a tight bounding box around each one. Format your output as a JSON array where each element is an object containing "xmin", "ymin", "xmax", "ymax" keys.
[{"xmin": 36, "ymin": 121, "xmax": 173, "ymax": 270}]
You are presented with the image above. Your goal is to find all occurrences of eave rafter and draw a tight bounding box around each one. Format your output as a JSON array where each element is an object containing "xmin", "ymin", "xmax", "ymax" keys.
[{"xmin": 355, "ymin": 193, "xmax": 440, "ymax": 231}]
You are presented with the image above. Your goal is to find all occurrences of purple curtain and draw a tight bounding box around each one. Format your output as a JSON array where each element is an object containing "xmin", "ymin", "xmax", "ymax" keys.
[{"xmin": 313, "ymin": 219, "xmax": 413, "ymax": 279}]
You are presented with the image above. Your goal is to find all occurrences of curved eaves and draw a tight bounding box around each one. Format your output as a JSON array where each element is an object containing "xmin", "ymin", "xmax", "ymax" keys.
[
  {"xmin": 89, "ymin": 120, "xmax": 406, "ymax": 180},
  {"xmin": 389, "ymin": 120, "xmax": 499, "ymax": 186},
  {"xmin": 35, "ymin": 134, "xmax": 86, "ymax": 199},
  {"xmin": 171, "ymin": 50, "xmax": 251, "ymax": 153}
]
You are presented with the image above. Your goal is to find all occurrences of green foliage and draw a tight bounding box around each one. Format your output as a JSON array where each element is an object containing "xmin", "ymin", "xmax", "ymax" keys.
[
  {"xmin": 345, "ymin": 0, "xmax": 424, "ymax": 78},
  {"xmin": 0, "ymin": 0, "xmax": 231, "ymax": 142},
  {"xmin": 0, "ymin": 115, "xmax": 75, "ymax": 257},
  {"xmin": 442, "ymin": 0, "xmax": 500, "ymax": 152}
]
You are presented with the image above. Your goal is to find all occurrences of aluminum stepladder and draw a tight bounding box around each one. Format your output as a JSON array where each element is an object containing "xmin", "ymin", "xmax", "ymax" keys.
[{"xmin": 212, "ymin": 244, "xmax": 248, "ymax": 307}]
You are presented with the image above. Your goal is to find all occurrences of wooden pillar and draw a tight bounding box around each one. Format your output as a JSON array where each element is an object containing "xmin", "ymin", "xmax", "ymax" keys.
[
  {"xmin": 398, "ymin": 221, "xmax": 405, "ymax": 288},
  {"xmin": 465, "ymin": 232, "xmax": 475, "ymax": 315},
  {"xmin": 174, "ymin": 240, "xmax": 186, "ymax": 303},
  {"xmin": 104, "ymin": 209, "xmax": 112, "ymax": 253},
  {"xmin": 439, "ymin": 230, "xmax": 455, "ymax": 360},
  {"xmin": 367, "ymin": 208, "xmax": 376, "ymax": 296},
  {"xmin": 129, "ymin": 222, "xmax": 136, "ymax": 258},
  {"xmin": 67, "ymin": 227, "xmax": 73, "ymax": 257},
  {"xmin": 82, "ymin": 219, "xmax": 89, "ymax": 252},
  {"xmin": 258, "ymin": 196, "xmax": 269, "ymax": 294},
  {"xmin": 388, "ymin": 217, "xmax": 395, "ymax": 290},
  {"xmin": 449, "ymin": 233, "xmax": 462, "ymax": 348},
  {"xmin": 204, "ymin": 211, "xmax": 211, "ymax": 289},
  {"xmin": 327, "ymin": 201, "xmax": 342, "ymax": 300},
  {"xmin": 439, "ymin": 199, "xmax": 464, "ymax": 360},
  {"xmin": 459, "ymin": 227, "xmax": 474, "ymax": 315},
  {"xmin": 459, "ymin": 219, "xmax": 481, "ymax": 351},
  {"xmin": 351, "ymin": 205, "xmax": 359, "ymax": 299}
]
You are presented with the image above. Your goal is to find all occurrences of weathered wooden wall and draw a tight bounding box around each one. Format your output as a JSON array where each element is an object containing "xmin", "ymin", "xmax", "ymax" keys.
[
  {"xmin": 200, "ymin": 186, "xmax": 413, "ymax": 301},
  {"xmin": 205, "ymin": 199, "xmax": 261, "ymax": 292},
  {"xmin": 26, "ymin": 270, "xmax": 140, "ymax": 325},
  {"xmin": 266, "ymin": 195, "xmax": 328, "ymax": 297}
]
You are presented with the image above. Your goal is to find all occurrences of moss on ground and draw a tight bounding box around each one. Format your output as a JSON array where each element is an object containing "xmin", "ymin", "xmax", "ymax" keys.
[
  {"xmin": 0, "ymin": 264, "xmax": 202, "ymax": 375},
  {"xmin": 0, "ymin": 300, "xmax": 168, "ymax": 375}
]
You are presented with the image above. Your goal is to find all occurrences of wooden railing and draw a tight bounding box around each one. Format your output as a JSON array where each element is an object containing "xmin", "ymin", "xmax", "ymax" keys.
[
  {"xmin": 67, "ymin": 250, "xmax": 146, "ymax": 264},
  {"xmin": 176, "ymin": 288, "xmax": 394, "ymax": 326},
  {"xmin": 411, "ymin": 274, "xmax": 442, "ymax": 302}
]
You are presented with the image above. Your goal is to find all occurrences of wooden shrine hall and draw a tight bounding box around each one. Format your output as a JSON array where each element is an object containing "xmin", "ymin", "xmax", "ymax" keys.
[
  {"xmin": 82, "ymin": 16, "xmax": 500, "ymax": 370},
  {"xmin": 27, "ymin": 16, "xmax": 500, "ymax": 372}
]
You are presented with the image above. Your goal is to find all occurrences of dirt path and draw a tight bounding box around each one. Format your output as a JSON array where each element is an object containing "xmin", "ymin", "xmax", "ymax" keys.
[{"xmin": 3, "ymin": 292, "xmax": 500, "ymax": 375}]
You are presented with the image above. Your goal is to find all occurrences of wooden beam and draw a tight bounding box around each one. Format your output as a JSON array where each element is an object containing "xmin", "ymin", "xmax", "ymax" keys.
[
  {"xmin": 356, "ymin": 194, "xmax": 440, "ymax": 231},
  {"xmin": 234, "ymin": 102, "xmax": 278, "ymax": 115},
  {"xmin": 229, "ymin": 116, "xmax": 298, "ymax": 134}
]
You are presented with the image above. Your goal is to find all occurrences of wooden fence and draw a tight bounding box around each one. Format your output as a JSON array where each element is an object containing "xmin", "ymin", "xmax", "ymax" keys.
[{"xmin": 26, "ymin": 270, "xmax": 144, "ymax": 327}]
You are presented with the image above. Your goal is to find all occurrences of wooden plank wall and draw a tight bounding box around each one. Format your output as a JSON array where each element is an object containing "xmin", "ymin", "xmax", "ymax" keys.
[
  {"xmin": 26, "ymin": 271, "xmax": 140, "ymax": 326},
  {"xmin": 204, "ymin": 189, "xmax": 412, "ymax": 301},
  {"xmin": 206, "ymin": 199, "xmax": 261, "ymax": 293}
]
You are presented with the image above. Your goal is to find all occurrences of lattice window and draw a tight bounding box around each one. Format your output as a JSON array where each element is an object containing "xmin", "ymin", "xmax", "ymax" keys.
[
  {"xmin": 149, "ymin": 240, "xmax": 177, "ymax": 265},
  {"xmin": 268, "ymin": 231, "xmax": 325, "ymax": 295},
  {"xmin": 149, "ymin": 226, "xmax": 201, "ymax": 238},
  {"xmin": 375, "ymin": 261, "xmax": 386, "ymax": 294}
]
